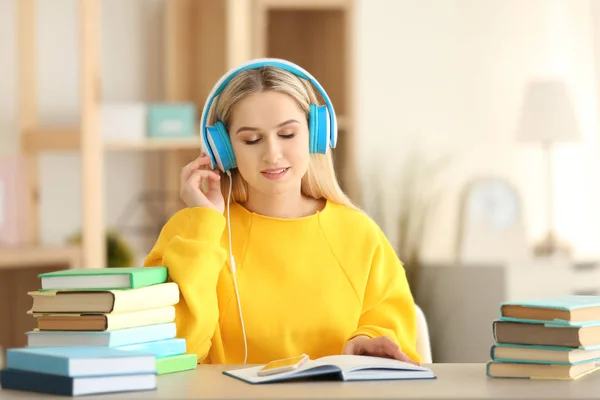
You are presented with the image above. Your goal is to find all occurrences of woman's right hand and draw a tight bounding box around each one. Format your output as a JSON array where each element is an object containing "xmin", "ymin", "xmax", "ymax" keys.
[{"xmin": 180, "ymin": 155, "xmax": 225, "ymax": 213}]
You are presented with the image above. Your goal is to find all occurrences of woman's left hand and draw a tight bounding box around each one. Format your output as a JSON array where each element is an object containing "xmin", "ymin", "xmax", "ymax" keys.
[{"xmin": 343, "ymin": 335, "xmax": 419, "ymax": 365}]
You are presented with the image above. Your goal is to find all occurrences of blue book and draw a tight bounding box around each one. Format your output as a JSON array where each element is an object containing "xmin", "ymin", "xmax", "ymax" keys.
[
  {"xmin": 115, "ymin": 338, "xmax": 186, "ymax": 359},
  {"xmin": 500, "ymin": 295, "xmax": 600, "ymax": 326},
  {"xmin": 26, "ymin": 322, "xmax": 176, "ymax": 347},
  {"xmin": 0, "ymin": 369, "xmax": 156, "ymax": 396},
  {"xmin": 6, "ymin": 347, "xmax": 155, "ymax": 377}
]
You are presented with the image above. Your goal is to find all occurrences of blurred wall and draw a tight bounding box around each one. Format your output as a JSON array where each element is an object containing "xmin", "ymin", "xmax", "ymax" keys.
[
  {"xmin": 0, "ymin": 0, "xmax": 17, "ymax": 157},
  {"xmin": 356, "ymin": 0, "xmax": 600, "ymax": 262},
  {"xmin": 1, "ymin": 0, "xmax": 600, "ymax": 263}
]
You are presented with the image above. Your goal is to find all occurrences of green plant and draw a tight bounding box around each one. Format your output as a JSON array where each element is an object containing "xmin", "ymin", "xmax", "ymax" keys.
[
  {"xmin": 364, "ymin": 151, "xmax": 452, "ymax": 297},
  {"xmin": 396, "ymin": 152, "xmax": 451, "ymax": 296},
  {"xmin": 68, "ymin": 230, "xmax": 135, "ymax": 268}
]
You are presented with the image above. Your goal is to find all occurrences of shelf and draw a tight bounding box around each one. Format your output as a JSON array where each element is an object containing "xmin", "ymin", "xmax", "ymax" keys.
[
  {"xmin": 21, "ymin": 129, "xmax": 204, "ymax": 152},
  {"xmin": 104, "ymin": 137, "xmax": 201, "ymax": 151},
  {"xmin": 20, "ymin": 118, "xmax": 348, "ymax": 152},
  {"xmin": 257, "ymin": 0, "xmax": 352, "ymax": 8},
  {"xmin": 0, "ymin": 245, "xmax": 81, "ymax": 270},
  {"xmin": 21, "ymin": 129, "xmax": 80, "ymax": 152}
]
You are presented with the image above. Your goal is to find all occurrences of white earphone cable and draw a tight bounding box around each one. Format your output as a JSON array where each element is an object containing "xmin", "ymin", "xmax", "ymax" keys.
[{"xmin": 225, "ymin": 170, "xmax": 248, "ymax": 364}]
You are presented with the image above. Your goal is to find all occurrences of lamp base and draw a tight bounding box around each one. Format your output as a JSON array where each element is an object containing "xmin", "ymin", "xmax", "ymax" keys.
[{"xmin": 533, "ymin": 231, "xmax": 571, "ymax": 259}]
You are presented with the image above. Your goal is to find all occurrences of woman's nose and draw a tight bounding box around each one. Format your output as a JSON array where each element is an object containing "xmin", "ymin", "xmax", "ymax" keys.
[{"xmin": 262, "ymin": 137, "xmax": 282, "ymax": 163}]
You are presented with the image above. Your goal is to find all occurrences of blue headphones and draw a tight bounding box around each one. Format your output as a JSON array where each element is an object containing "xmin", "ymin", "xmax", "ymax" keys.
[{"xmin": 199, "ymin": 58, "xmax": 338, "ymax": 172}]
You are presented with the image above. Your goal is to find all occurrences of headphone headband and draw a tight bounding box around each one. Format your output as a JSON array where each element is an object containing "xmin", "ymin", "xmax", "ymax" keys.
[{"xmin": 199, "ymin": 58, "xmax": 338, "ymax": 168}]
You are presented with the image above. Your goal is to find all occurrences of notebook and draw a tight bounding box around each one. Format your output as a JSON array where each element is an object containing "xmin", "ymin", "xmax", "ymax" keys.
[
  {"xmin": 500, "ymin": 295, "xmax": 600, "ymax": 325},
  {"xmin": 38, "ymin": 267, "xmax": 167, "ymax": 290},
  {"xmin": 223, "ymin": 355, "xmax": 435, "ymax": 384}
]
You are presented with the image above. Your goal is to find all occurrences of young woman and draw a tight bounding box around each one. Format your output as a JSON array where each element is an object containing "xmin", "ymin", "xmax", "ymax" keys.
[{"xmin": 144, "ymin": 59, "xmax": 422, "ymax": 366}]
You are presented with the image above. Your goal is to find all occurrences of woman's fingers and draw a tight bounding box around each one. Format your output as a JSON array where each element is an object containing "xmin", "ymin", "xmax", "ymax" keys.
[
  {"xmin": 362, "ymin": 337, "xmax": 419, "ymax": 364},
  {"xmin": 186, "ymin": 169, "xmax": 221, "ymax": 188},
  {"xmin": 180, "ymin": 155, "xmax": 212, "ymax": 185}
]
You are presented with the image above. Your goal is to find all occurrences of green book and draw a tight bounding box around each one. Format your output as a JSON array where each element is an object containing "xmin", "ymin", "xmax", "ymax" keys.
[
  {"xmin": 38, "ymin": 267, "xmax": 167, "ymax": 291},
  {"xmin": 156, "ymin": 354, "xmax": 197, "ymax": 375}
]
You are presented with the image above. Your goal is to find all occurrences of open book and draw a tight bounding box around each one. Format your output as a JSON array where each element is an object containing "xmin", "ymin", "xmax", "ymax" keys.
[{"xmin": 223, "ymin": 355, "xmax": 436, "ymax": 384}]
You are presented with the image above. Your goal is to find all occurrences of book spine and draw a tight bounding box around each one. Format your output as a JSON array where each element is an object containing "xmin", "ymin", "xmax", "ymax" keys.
[{"xmin": 130, "ymin": 267, "xmax": 167, "ymax": 289}]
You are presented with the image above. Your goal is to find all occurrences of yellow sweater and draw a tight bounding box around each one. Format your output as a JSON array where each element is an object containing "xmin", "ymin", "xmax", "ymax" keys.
[{"xmin": 144, "ymin": 200, "xmax": 421, "ymax": 364}]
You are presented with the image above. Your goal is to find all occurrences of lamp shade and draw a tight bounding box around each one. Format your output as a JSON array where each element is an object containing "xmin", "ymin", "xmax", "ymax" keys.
[{"xmin": 515, "ymin": 79, "xmax": 581, "ymax": 143}]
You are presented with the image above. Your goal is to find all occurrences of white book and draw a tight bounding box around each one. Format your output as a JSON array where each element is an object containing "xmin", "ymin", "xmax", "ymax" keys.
[{"xmin": 223, "ymin": 355, "xmax": 435, "ymax": 384}]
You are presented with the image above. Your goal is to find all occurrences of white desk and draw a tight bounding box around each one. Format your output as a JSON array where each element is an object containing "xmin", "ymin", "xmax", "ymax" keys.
[{"xmin": 1, "ymin": 363, "xmax": 600, "ymax": 399}]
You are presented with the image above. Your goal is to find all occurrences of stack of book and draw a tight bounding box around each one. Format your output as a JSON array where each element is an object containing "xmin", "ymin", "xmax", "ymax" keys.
[
  {"xmin": 0, "ymin": 266, "xmax": 197, "ymax": 396},
  {"xmin": 486, "ymin": 295, "xmax": 600, "ymax": 380}
]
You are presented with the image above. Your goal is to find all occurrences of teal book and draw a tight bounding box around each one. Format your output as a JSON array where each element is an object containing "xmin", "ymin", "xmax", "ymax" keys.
[
  {"xmin": 116, "ymin": 338, "xmax": 186, "ymax": 359},
  {"xmin": 5, "ymin": 346, "xmax": 156, "ymax": 377},
  {"xmin": 486, "ymin": 360, "xmax": 600, "ymax": 380},
  {"xmin": 490, "ymin": 343, "xmax": 600, "ymax": 365},
  {"xmin": 156, "ymin": 354, "xmax": 197, "ymax": 375},
  {"xmin": 26, "ymin": 322, "xmax": 176, "ymax": 347},
  {"xmin": 499, "ymin": 295, "xmax": 600, "ymax": 327},
  {"xmin": 38, "ymin": 267, "xmax": 167, "ymax": 291}
]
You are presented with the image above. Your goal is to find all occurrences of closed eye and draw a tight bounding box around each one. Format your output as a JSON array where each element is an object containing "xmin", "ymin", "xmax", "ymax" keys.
[{"xmin": 243, "ymin": 133, "xmax": 296, "ymax": 145}]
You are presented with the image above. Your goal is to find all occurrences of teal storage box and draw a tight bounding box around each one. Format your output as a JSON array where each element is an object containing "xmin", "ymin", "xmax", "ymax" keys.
[{"xmin": 148, "ymin": 103, "xmax": 197, "ymax": 138}]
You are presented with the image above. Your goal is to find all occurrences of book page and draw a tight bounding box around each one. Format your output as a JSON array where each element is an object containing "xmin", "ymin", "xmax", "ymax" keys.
[
  {"xmin": 224, "ymin": 360, "xmax": 338, "ymax": 384},
  {"xmin": 314, "ymin": 355, "xmax": 429, "ymax": 373}
]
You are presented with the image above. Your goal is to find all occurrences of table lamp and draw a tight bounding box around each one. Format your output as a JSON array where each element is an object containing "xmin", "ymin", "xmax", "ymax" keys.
[{"xmin": 515, "ymin": 78, "xmax": 581, "ymax": 258}]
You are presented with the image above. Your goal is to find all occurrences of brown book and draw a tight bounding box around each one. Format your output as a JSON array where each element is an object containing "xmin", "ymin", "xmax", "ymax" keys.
[
  {"xmin": 37, "ymin": 315, "xmax": 109, "ymax": 331},
  {"xmin": 500, "ymin": 296, "xmax": 600, "ymax": 324},
  {"xmin": 34, "ymin": 306, "xmax": 176, "ymax": 331},
  {"xmin": 493, "ymin": 320, "xmax": 600, "ymax": 348}
]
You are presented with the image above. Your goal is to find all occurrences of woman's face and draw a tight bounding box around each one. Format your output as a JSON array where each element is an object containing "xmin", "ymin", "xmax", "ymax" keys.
[{"xmin": 228, "ymin": 91, "xmax": 310, "ymax": 197}]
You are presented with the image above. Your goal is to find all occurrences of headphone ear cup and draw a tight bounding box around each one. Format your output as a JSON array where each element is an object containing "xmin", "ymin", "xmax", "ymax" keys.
[
  {"xmin": 206, "ymin": 121, "xmax": 237, "ymax": 172},
  {"xmin": 309, "ymin": 104, "xmax": 330, "ymax": 154}
]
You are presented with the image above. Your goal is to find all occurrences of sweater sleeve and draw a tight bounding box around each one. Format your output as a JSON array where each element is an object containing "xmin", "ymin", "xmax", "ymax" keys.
[
  {"xmin": 347, "ymin": 229, "xmax": 422, "ymax": 363},
  {"xmin": 144, "ymin": 207, "xmax": 227, "ymax": 363}
]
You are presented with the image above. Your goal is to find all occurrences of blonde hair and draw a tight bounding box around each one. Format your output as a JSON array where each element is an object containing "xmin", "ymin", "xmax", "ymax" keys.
[{"xmin": 206, "ymin": 66, "xmax": 357, "ymax": 210}]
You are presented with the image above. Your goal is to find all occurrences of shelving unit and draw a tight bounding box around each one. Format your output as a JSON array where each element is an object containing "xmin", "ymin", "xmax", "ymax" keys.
[
  {"xmin": 4, "ymin": 0, "xmax": 358, "ymax": 355},
  {"xmin": 12, "ymin": 0, "xmax": 359, "ymax": 270},
  {"xmin": 0, "ymin": 245, "xmax": 80, "ymax": 270}
]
